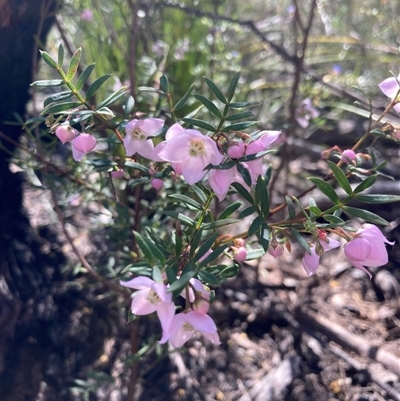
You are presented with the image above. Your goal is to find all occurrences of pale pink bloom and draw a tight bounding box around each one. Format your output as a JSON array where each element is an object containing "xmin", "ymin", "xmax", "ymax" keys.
[
  {"xmin": 120, "ymin": 276, "xmax": 175, "ymax": 334},
  {"xmin": 378, "ymin": 74, "xmax": 400, "ymax": 113},
  {"xmin": 344, "ymin": 224, "xmax": 395, "ymax": 279},
  {"xmin": 124, "ymin": 118, "xmax": 164, "ymax": 158},
  {"xmin": 341, "ymin": 149, "xmax": 356, "ymax": 163},
  {"xmin": 233, "ymin": 246, "xmax": 247, "ymax": 262},
  {"xmin": 268, "ymin": 245, "xmax": 283, "ymax": 259},
  {"xmin": 111, "ymin": 169, "xmax": 124, "ymax": 178},
  {"xmin": 245, "ymin": 131, "xmax": 281, "ymax": 183},
  {"xmin": 71, "ymin": 133, "xmax": 96, "ymax": 161},
  {"xmin": 159, "ymin": 310, "xmax": 220, "ymax": 347},
  {"xmin": 227, "ymin": 143, "xmax": 245, "ymax": 159},
  {"xmin": 151, "ymin": 178, "xmax": 164, "ymax": 190},
  {"xmin": 181, "ymin": 278, "xmax": 211, "ymax": 314},
  {"xmin": 155, "ymin": 123, "xmax": 223, "ymax": 185},
  {"xmin": 302, "ymin": 238, "xmax": 341, "ymax": 276},
  {"xmin": 208, "ymin": 166, "xmax": 249, "ymax": 201},
  {"xmin": 81, "ymin": 9, "xmax": 93, "ymax": 21},
  {"xmin": 295, "ymin": 98, "xmax": 320, "ymax": 128},
  {"xmin": 55, "ymin": 124, "xmax": 78, "ymax": 144}
]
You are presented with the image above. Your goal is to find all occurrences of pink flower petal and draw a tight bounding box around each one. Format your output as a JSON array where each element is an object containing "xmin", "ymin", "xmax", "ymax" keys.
[
  {"xmin": 378, "ymin": 76, "xmax": 400, "ymax": 99},
  {"xmin": 72, "ymin": 134, "xmax": 96, "ymax": 153},
  {"xmin": 120, "ymin": 276, "xmax": 155, "ymax": 290},
  {"xmin": 130, "ymin": 288, "xmax": 157, "ymax": 315},
  {"xmin": 302, "ymin": 246, "xmax": 320, "ymax": 276}
]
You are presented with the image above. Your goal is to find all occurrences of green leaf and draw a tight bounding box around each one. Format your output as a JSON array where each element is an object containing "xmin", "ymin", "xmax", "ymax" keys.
[
  {"xmin": 238, "ymin": 205, "xmax": 256, "ymax": 218},
  {"xmin": 225, "ymin": 111, "xmax": 254, "ymax": 121},
  {"xmin": 201, "ymin": 219, "xmax": 238, "ymax": 231},
  {"xmin": 40, "ymin": 50, "xmax": 57, "ymax": 69},
  {"xmin": 168, "ymin": 269, "xmax": 196, "ymax": 294},
  {"xmin": 31, "ymin": 79, "xmax": 64, "ymax": 87},
  {"xmin": 227, "ymin": 72, "xmax": 241, "ymax": 102},
  {"xmin": 190, "ymin": 229, "xmax": 204, "ymax": 259},
  {"xmin": 76, "ymin": 63, "xmax": 95, "ymax": 91},
  {"xmin": 221, "ymin": 121, "xmax": 258, "ymax": 132},
  {"xmin": 57, "ymin": 44, "xmax": 64, "ymax": 67},
  {"xmin": 323, "ymin": 214, "xmax": 345, "ymax": 224},
  {"xmin": 237, "ymin": 149, "xmax": 275, "ymax": 163},
  {"xmin": 255, "ymin": 176, "xmax": 270, "ymax": 218},
  {"xmin": 137, "ymin": 86, "xmax": 164, "ymax": 94},
  {"xmin": 219, "ymin": 262, "xmax": 240, "ymax": 278},
  {"xmin": 206, "ymin": 160, "xmax": 236, "ymax": 170},
  {"xmin": 124, "ymin": 95, "xmax": 135, "ymax": 117},
  {"xmin": 218, "ymin": 201, "xmax": 242, "ymax": 220},
  {"xmin": 152, "ymin": 266, "xmax": 163, "ymax": 283},
  {"xmin": 96, "ymin": 87, "xmax": 128, "ymax": 110},
  {"xmin": 67, "ymin": 48, "xmax": 82, "ymax": 81},
  {"xmin": 44, "ymin": 91, "xmax": 73, "ymax": 107},
  {"xmin": 286, "ymin": 196, "xmax": 296, "ymax": 219},
  {"xmin": 160, "ymin": 75, "xmax": 169, "ymax": 93},
  {"xmin": 308, "ymin": 206, "xmax": 322, "ymax": 216},
  {"xmin": 191, "ymin": 184, "xmax": 208, "ymax": 205},
  {"xmin": 327, "ymin": 161, "xmax": 352, "ymax": 196},
  {"xmin": 194, "ymin": 233, "xmax": 218, "ymax": 262},
  {"xmin": 197, "ymin": 271, "xmax": 220, "ymax": 285},
  {"xmin": 354, "ymin": 194, "xmax": 400, "ymax": 204},
  {"xmin": 259, "ymin": 224, "xmax": 270, "ymax": 251},
  {"xmin": 353, "ymin": 176, "xmax": 377, "ymax": 194},
  {"xmin": 309, "ymin": 177, "xmax": 340, "ymax": 204},
  {"xmin": 246, "ymin": 248, "xmax": 266, "ymax": 260},
  {"xmin": 237, "ymin": 163, "xmax": 252, "ymax": 188},
  {"xmin": 128, "ymin": 177, "xmax": 148, "ymax": 188},
  {"xmin": 248, "ymin": 215, "xmax": 264, "ymax": 237},
  {"xmin": 133, "ymin": 231, "xmax": 154, "ymax": 263},
  {"xmin": 41, "ymin": 101, "xmax": 82, "ymax": 115},
  {"xmin": 342, "ymin": 206, "xmax": 389, "ymax": 225},
  {"xmin": 231, "ymin": 182, "xmax": 254, "ymax": 205},
  {"xmin": 86, "ymin": 74, "xmax": 112, "ymax": 101},
  {"xmin": 174, "ymin": 83, "xmax": 196, "ymax": 111},
  {"xmin": 290, "ymin": 227, "xmax": 311, "ymax": 254},
  {"xmin": 182, "ymin": 118, "xmax": 216, "ymax": 132},
  {"xmin": 229, "ymin": 101, "xmax": 259, "ymax": 108},
  {"xmin": 194, "ymin": 94, "xmax": 223, "ymax": 118},
  {"xmin": 124, "ymin": 161, "xmax": 149, "ymax": 174},
  {"xmin": 166, "ymin": 264, "xmax": 178, "ymax": 284},
  {"xmin": 204, "ymin": 77, "xmax": 227, "ymax": 104},
  {"xmin": 168, "ymin": 194, "xmax": 202, "ymax": 210},
  {"xmin": 142, "ymin": 236, "xmax": 167, "ymax": 264},
  {"xmin": 176, "ymin": 213, "xmax": 195, "ymax": 227}
]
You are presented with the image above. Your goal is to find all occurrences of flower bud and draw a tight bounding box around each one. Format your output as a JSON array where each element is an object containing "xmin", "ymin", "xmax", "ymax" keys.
[
  {"xmin": 151, "ymin": 178, "xmax": 163, "ymax": 190},
  {"xmin": 56, "ymin": 124, "xmax": 77, "ymax": 144},
  {"xmin": 111, "ymin": 169, "xmax": 124, "ymax": 178},
  {"xmin": 341, "ymin": 149, "xmax": 356, "ymax": 163},
  {"xmin": 233, "ymin": 246, "xmax": 247, "ymax": 262},
  {"xmin": 227, "ymin": 142, "xmax": 245, "ymax": 159}
]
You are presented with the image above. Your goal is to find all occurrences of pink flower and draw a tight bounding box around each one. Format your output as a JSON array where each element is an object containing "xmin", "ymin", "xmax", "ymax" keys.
[
  {"xmin": 378, "ymin": 74, "xmax": 400, "ymax": 113},
  {"xmin": 111, "ymin": 169, "xmax": 124, "ymax": 178},
  {"xmin": 227, "ymin": 143, "xmax": 245, "ymax": 159},
  {"xmin": 81, "ymin": 9, "xmax": 93, "ymax": 21},
  {"xmin": 159, "ymin": 310, "xmax": 220, "ymax": 347},
  {"xmin": 151, "ymin": 178, "xmax": 164, "ymax": 190},
  {"xmin": 245, "ymin": 131, "xmax": 281, "ymax": 183},
  {"xmin": 56, "ymin": 124, "xmax": 78, "ymax": 144},
  {"xmin": 268, "ymin": 244, "xmax": 283, "ymax": 259},
  {"xmin": 295, "ymin": 98, "xmax": 320, "ymax": 128},
  {"xmin": 341, "ymin": 149, "xmax": 356, "ymax": 163},
  {"xmin": 233, "ymin": 246, "xmax": 247, "ymax": 262},
  {"xmin": 124, "ymin": 118, "xmax": 164, "ymax": 159},
  {"xmin": 154, "ymin": 123, "xmax": 223, "ymax": 184},
  {"xmin": 344, "ymin": 224, "xmax": 395, "ymax": 279},
  {"xmin": 181, "ymin": 278, "xmax": 211, "ymax": 314},
  {"xmin": 120, "ymin": 276, "xmax": 175, "ymax": 334},
  {"xmin": 302, "ymin": 237, "xmax": 341, "ymax": 276},
  {"xmin": 71, "ymin": 133, "xmax": 96, "ymax": 161}
]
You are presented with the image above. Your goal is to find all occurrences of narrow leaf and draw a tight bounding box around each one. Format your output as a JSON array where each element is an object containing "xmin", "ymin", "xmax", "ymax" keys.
[
  {"xmin": 354, "ymin": 194, "xmax": 400, "ymax": 204},
  {"xmin": 246, "ymin": 248, "xmax": 266, "ymax": 260},
  {"xmin": 174, "ymin": 83, "xmax": 196, "ymax": 111},
  {"xmin": 31, "ymin": 79, "xmax": 64, "ymax": 87},
  {"xmin": 227, "ymin": 72, "xmax": 241, "ymax": 101},
  {"xmin": 191, "ymin": 184, "xmax": 208, "ymax": 205},
  {"xmin": 290, "ymin": 228, "xmax": 311, "ymax": 254},
  {"xmin": 168, "ymin": 194, "xmax": 202, "ymax": 210},
  {"xmin": 182, "ymin": 118, "xmax": 216, "ymax": 132},
  {"xmin": 133, "ymin": 231, "xmax": 154, "ymax": 263},
  {"xmin": 225, "ymin": 111, "xmax": 254, "ymax": 121},
  {"xmin": 168, "ymin": 269, "xmax": 196, "ymax": 294},
  {"xmin": 125, "ymin": 160, "xmax": 151, "ymax": 172},
  {"xmin": 76, "ymin": 63, "xmax": 95, "ymax": 91},
  {"xmin": 248, "ymin": 215, "xmax": 264, "ymax": 237},
  {"xmin": 255, "ymin": 176, "xmax": 270, "ymax": 217},
  {"xmin": 201, "ymin": 219, "xmax": 238, "ymax": 231},
  {"xmin": 286, "ymin": 196, "xmax": 296, "ymax": 219},
  {"xmin": 194, "ymin": 233, "xmax": 219, "ymax": 262},
  {"xmin": 237, "ymin": 163, "xmax": 252, "ymax": 188},
  {"xmin": 197, "ymin": 271, "xmax": 220, "ymax": 285},
  {"xmin": 204, "ymin": 77, "xmax": 227, "ymax": 103},
  {"xmin": 194, "ymin": 94, "xmax": 222, "ymax": 118},
  {"xmin": 238, "ymin": 205, "xmax": 256, "ymax": 218},
  {"xmin": 342, "ymin": 206, "xmax": 389, "ymax": 225},
  {"xmin": 44, "ymin": 91, "xmax": 73, "ymax": 107},
  {"xmin": 152, "ymin": 266, "xmax": 163, "ymax": 283},
  {"xmin": 57, "ymin": 44, "xmax": 64, "ymax": 67},
  {"xmin": 218, "ymin": 201, "xmax": 242, "ymax": 220},
  {"xmin": 323, "ymin": 214, "xmax": 345, "ymax": 224},
  {"xmin": 231, "ymin": 182, "xmax": 254, "ymax": 205},
  {"xmin": 124, "ymin": 95, "xmax": 135, "ymax": 117},
  {"xmin": 142, "ymin": 236, "xmax": 167, "ymax": 264},
  {"xmin": 40, "ymin": 50, "xmax": 57, "ymax": 69},
  {"xmin": 199, "ymin": 245, "xmax": 227, "ymax": 266},
  {"xmin": 309, "ymin": 177, "xmax": 340, "ymax": 204},
  {"xmin": 190, "ymin": 229, "xmax": 204, "ymax": 259},
  {"xmin": 353, "ymin": 176, "xmax": 377, "ymax": 194},
  {"xmin": 160, "ymin": 75, "xmax": 169, "ymax": 93},
  {"xmin": 86, "ymin": 74, "xmax": 112, "ymax": 100},
  {"xmin": 67, "ymin": 48, "xmax": 82, "ymax": 81},
  {"xmin": 41, "ymin": 101, "xmax": 82, "ymax": 115},
  {"xmin": 96, "ymin": 87, "xmax": 128, "ymax": 110},
  {"xmin": 327, "ymin": 161, "xmax": 352, "ymax": 195},
  {"xmin": 221, "ymin": 121, "xmax": 258, "ymax": 132},
  {"xmin": 229, "ymin": 101, "xmax": 259, "ymax": 108}
]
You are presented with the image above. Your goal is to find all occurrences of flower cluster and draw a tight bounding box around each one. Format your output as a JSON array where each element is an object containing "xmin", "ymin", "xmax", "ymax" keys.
[{"xmin": 121, "ymin": 277, "xmax": 220, "ymax": 347}]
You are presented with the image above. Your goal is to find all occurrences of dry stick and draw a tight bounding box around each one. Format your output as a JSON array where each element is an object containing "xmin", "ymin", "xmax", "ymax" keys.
[{"xmin": 295, "ymin": 308, "xmax": 400, "ymax": 378}]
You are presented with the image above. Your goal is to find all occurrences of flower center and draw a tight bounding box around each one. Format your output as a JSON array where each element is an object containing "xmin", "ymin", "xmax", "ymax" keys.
[
  {"xmin": 183, "ymin": 322, "xmax": 194, "ymax": 331},
  {"xmin": 132, "ymin": 129, "xmax": 147, "ymax": 141},
  {"xmin": 147, "ymin": 289, "xmax": 161, "ymax": 305},
  {"xmin": 189, "ymin": 140, "xmax": 206, "ymax": 157}
]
